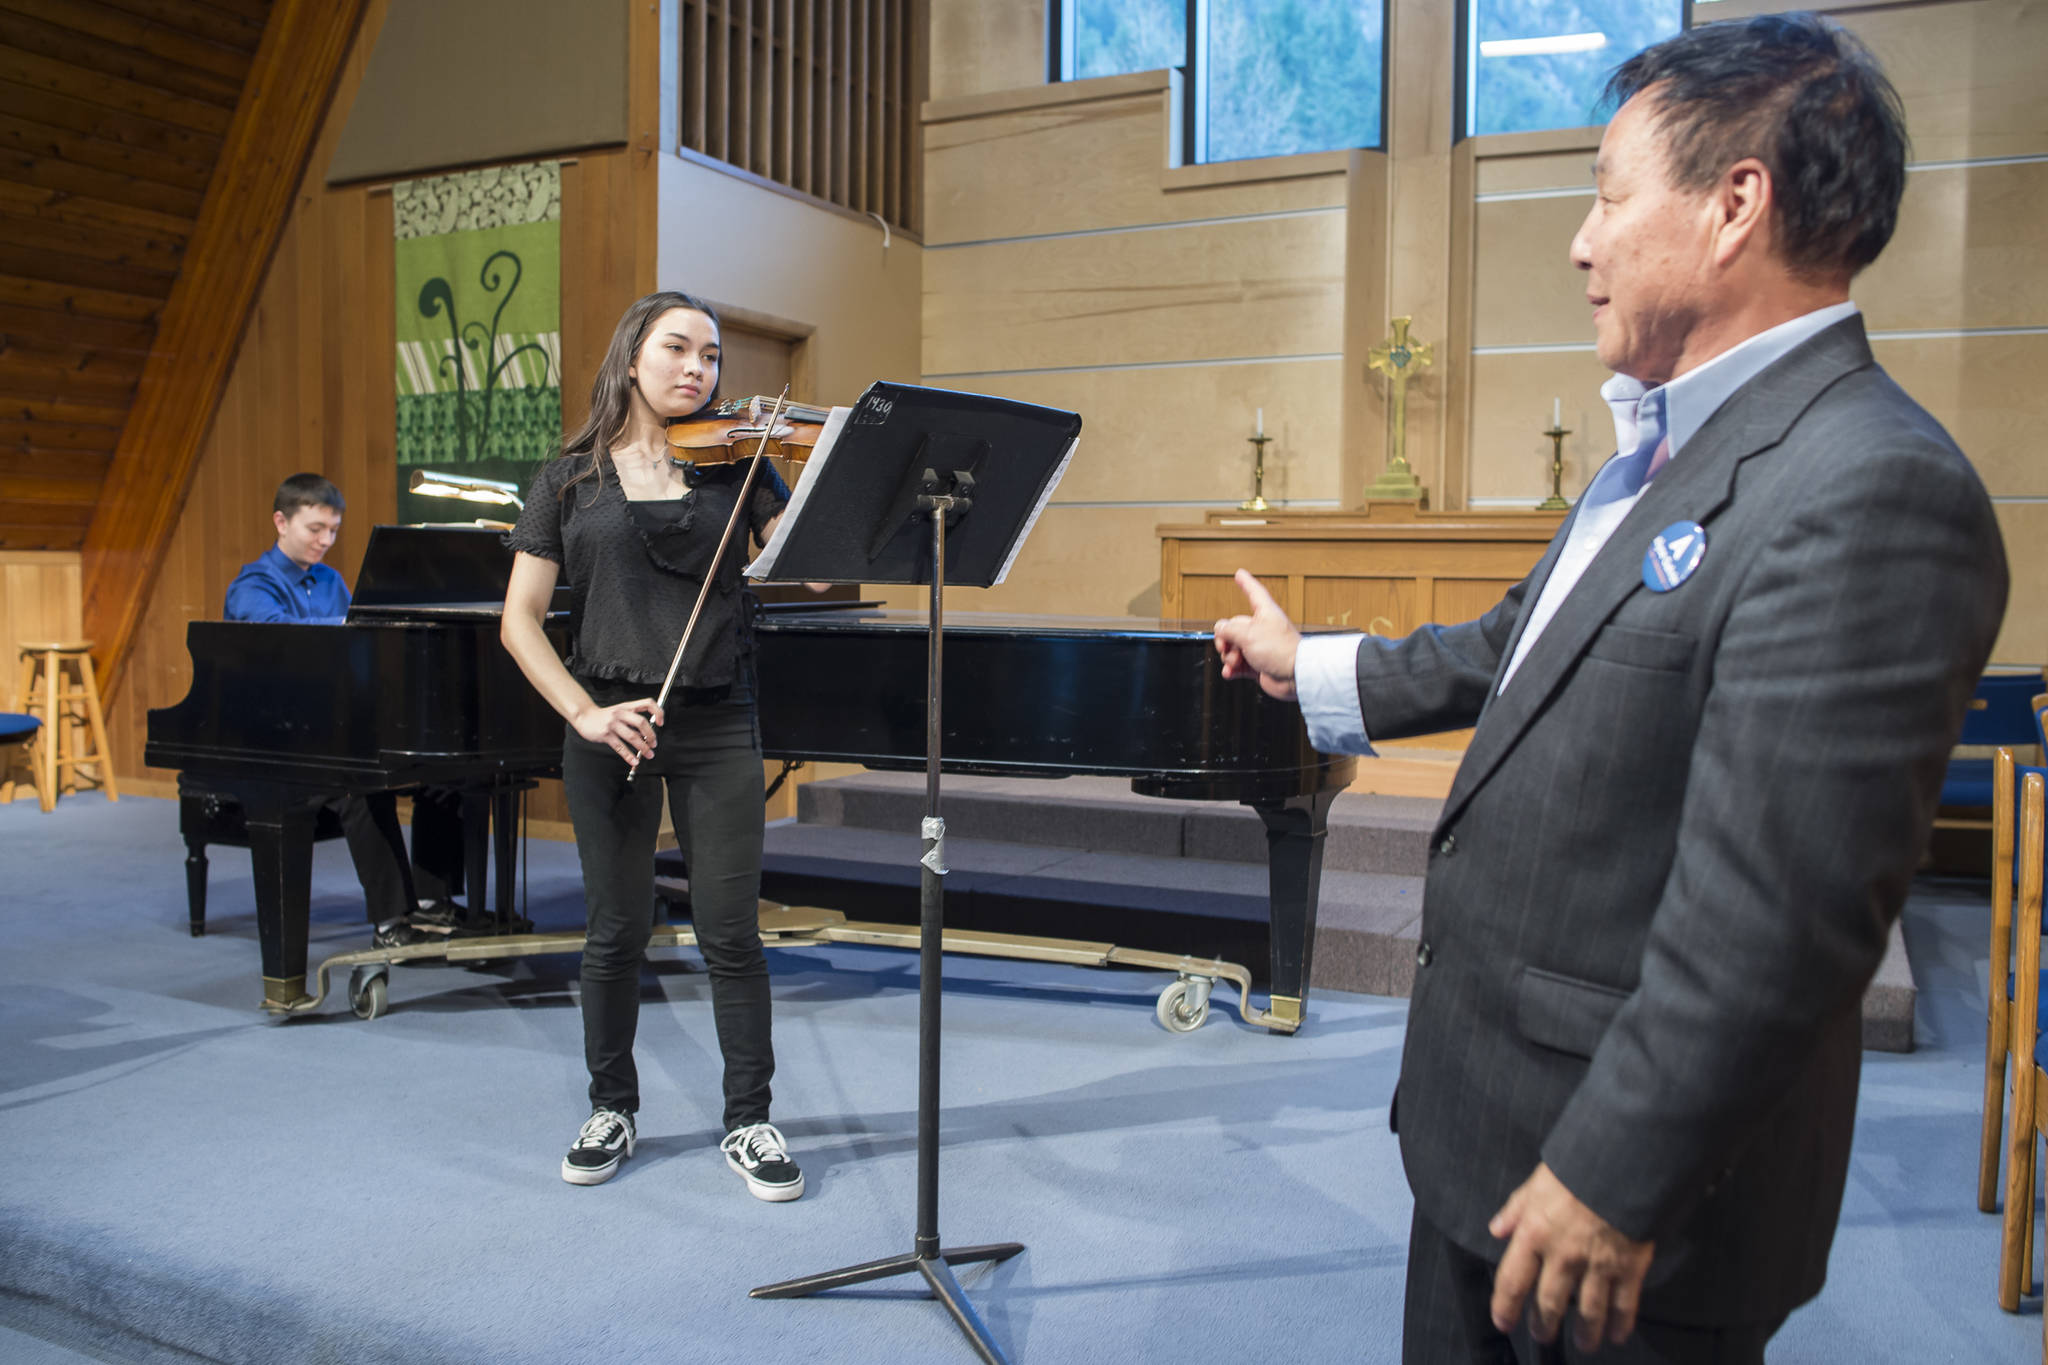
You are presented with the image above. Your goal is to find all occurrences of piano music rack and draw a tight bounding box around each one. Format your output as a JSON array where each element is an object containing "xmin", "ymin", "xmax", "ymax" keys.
[{"xmin": 297, "ymin": 901, "xmax": 1283, "ymax": 1034}]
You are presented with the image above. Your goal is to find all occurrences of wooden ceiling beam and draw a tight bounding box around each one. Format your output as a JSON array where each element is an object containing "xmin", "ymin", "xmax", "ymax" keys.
[
  {"xmin": 0, "ymin": 303, "xmax": 156, "ymax": 353},
  {"xmin": 0, "ymin": 368, "xmax": 140, "ymax": 407},
  {"xmin": 0, "ymin": 10, "xmax": 242, "ymax": 107},
  {"xmin": 0, "ymin": 241, "xmax": 175, "ymax": 299},
  {"xmin": 0, "ymin": 175, "xmax": 195, "ymax": 238},
  {"xmin": 0, "ymin": 0, "xmax": 256, "ymax": 84},
  {"xmin": 0, "ymin": 79, "xmax": 225, "ymax": 164},
  {"xmin": 82, "ymin": 0, "xmax": 368, "ymax": 697},
  {"xmin": 0, "ymin": 47, "xmax": 234, "ymax": 136},
  {"xmin": 0, "ymin": 108, "xmax": 218, "ymax": 190},
  {"xmin": 0, "ymin": 202, "xmax": 189, "ymax": 272},
  {"xmin": 0, "ymin": 398, "xmax": 128, "ymax": 429},
  {"xmin": 0, "ymin": 148, "xmax": 204, "ymax": 217},
  {"xmin": 0, "ymin": 273, "xmax": 167, "ymax": 324},
  {"xmin": 84, "ymin": 0, "xmax": 264, "ymax": 55}
]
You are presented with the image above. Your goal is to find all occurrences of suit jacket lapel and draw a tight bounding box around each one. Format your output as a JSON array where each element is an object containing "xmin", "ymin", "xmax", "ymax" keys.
[{"xmin": 1434, "ymin": 316, "xmax": 1877, "ymax": 830}]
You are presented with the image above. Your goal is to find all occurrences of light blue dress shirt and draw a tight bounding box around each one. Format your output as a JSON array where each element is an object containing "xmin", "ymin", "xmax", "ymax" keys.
[{"xmin": 1294, "ymin": 301, "xmax": 1861, "ymax": 755}]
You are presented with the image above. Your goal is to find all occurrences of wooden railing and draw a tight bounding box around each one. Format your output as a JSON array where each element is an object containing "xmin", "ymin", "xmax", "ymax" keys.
[{"xmin": 680, "ymin": 0, "xmax": 919, "ymax": 233}]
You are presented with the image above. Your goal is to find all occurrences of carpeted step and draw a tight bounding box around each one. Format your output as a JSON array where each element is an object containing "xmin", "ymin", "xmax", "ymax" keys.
[
  {"xmin": 659, "ymin": 820, "xmax": 1427, "ymax": 1000},
  {"xmin": 711, "ymin": 774, "xmax": 1916, "ymax": 1048},
  {"xmin": 796, "ymin": 771, "xmax": 1439, "ymax": 876}
]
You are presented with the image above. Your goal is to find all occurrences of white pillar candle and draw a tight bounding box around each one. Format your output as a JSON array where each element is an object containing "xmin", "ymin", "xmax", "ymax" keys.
[
  {"xmin": 1256, "ymin": 407, "xmax": 1264, "ymax": 438},
  {"xmin": 1552, "ymin": 397, "xmax": 1562, "ymax": 427}
]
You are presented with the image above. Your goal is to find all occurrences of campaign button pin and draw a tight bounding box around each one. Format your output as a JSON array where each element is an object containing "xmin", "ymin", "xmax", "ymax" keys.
[{"xmin": 1643, "ymin": 521, "xmax": 1706, "ymax": 593}]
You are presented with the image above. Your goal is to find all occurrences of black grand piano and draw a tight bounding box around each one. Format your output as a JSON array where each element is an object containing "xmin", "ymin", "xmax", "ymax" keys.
[
  {"xmin": 149, "ymin": 527, "xmax": 1355, "ymax": 1025},
  {"xmin": 146, "ymin": 526, "xmax": 567, "ymax": 1011}
]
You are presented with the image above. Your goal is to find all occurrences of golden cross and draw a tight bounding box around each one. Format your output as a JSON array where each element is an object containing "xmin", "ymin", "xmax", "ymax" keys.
[{"xmin": 1367, "ymin": 317, "xmax": 1434, "ymax": 489}]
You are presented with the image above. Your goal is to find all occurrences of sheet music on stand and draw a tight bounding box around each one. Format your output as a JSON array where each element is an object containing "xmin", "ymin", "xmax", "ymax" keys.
[{"xmin": 746, "ymin": 382, "xmax": 1079, "ymax": 589}]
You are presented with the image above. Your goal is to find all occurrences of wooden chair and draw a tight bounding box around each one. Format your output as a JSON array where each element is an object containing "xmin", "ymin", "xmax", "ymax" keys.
[
  {"xmin": 1998, "ymin": 770, "xmax": 2046, "ymax": 1317},
  {"xmin": 1985, "ymin": 750, "xmax": 2036, "ymax": 1208}
]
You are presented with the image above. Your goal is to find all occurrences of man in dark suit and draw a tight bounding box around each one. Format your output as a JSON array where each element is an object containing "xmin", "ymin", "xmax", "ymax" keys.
[{"xmin": 1215, "ymin": 15, "xmax": 2007, "ymax": 1362}]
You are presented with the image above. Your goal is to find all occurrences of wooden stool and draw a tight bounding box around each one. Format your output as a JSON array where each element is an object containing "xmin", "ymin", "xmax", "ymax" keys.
[{"xmin": 17, "ymin": 641, "xmax": 119, "ymax": 806}]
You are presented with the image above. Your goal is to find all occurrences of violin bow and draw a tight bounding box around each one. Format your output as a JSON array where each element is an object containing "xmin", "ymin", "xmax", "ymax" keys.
[{"xmin": 628, "ymin": 386, "xmax": 791, "ymax": 783}]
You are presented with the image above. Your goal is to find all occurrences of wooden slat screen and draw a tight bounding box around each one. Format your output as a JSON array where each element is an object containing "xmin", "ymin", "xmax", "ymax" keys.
[{"xmin": 680, "ymin": 0, "xmax": 917, "ymax": 233}]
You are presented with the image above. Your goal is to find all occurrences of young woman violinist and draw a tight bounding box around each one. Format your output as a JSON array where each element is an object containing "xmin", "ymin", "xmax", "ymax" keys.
[{"xmin": 500, "ymin": 291, "xmax": 802, "ymax": 1198}]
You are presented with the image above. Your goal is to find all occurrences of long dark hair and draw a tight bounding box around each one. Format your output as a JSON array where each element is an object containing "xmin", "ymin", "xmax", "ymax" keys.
[{"xmin": 561, "ymin": 290, "xmax": 721, "ymax": 500}]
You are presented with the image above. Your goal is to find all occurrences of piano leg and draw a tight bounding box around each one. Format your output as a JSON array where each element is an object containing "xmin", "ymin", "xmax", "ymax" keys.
[
  {"xmin": 240, "ymin": 786, "xmax": 322, "ymax": 1013},
  {"xmin": 178, "ymin": 793, "xmax": 209, "ymax": 938},
  {"xmin": 490, "ymin": 783, "xmax": 521, "ymax": 929},
  {"xmin": 184, "ymin": 836, "xmax": 208, "ymax": 938},
  {"xmin": 460, "ymin": 786, "xmax": 492, "ymax": 928},
  {"xmin": 1254, "ymin": 788, "xmax": 1338, "ymax": 1034}
]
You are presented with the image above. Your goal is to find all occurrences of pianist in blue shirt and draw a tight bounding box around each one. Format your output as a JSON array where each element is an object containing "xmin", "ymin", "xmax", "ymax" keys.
[
  {"xmin": 224, "ymin": 473, "xmax": 352, "ymax": 623},
  {"xmin": 222, "ymin": 473, "xmax": 463, "ymax": 947}
]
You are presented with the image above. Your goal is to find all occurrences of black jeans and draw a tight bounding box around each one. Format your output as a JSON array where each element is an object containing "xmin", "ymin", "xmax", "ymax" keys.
[
  {"xmin": 335, "ymin": 789, "xmax": 470, "ymax": 924},
  {"xmin": 560, "ymin": 700, "xmax": 774, "ymax": 1133},
  {"xmin": 1402, "ymin": 1208, "xmax": 1781, "ymax": 1365},
  {"xmin": 336, "ymin": 793, "xmax": 414, "ymax": 925}
]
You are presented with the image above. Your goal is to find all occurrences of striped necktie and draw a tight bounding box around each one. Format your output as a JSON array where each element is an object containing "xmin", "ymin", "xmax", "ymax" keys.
[{"xmin": 1599, "ymin": 391, "xmax": 1670, "ymax": 505}]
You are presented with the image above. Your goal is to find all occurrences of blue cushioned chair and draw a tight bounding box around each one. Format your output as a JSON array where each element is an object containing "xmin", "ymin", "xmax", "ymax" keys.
[
  {"xmin": 0, "ymin": 711, "xmax": 45, "ymax": 812},
  {"xmin": 1983, "ymin": 749, "xmax": 2048, "ymax": 1215},
  {"xmin": 1997, "ymin": 769, "xmax": 2046, "ymax": 1318},
  {"xmin": 1943, "ymin": 674, "xmax": 2046, "ymax": 814}
]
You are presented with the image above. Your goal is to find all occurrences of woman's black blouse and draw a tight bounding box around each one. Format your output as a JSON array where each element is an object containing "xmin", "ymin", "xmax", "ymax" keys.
[{"xmin": 506, "ymin": 453, "xmax": 790, "ymax": 694}]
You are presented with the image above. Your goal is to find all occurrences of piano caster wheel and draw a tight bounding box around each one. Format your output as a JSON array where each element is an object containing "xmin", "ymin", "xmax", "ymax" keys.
[
  {"xmin": 1155, "ymin": 975, "xmax": 1212, "ymax": 1033},
  {"xmin": 349, "ymin": 966, "xmax": 390, "ymax": 1021}
]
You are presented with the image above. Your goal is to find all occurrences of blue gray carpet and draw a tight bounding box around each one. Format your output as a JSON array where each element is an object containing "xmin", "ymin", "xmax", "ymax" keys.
[{"xmin": 0, "ymin": 793, "xmax": 2033, "ymax": 1362}]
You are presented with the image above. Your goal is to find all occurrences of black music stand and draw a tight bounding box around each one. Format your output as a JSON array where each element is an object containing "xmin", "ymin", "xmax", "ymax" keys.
[{"xmin": 746, "ymin": 383, "xmax": 1080, "ymax": 1364}]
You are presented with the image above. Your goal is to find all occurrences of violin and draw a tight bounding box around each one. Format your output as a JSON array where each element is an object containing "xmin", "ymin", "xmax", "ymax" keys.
[{"xmin": 664, "ymin": 395, "xmax": 833, "ymax": 468}]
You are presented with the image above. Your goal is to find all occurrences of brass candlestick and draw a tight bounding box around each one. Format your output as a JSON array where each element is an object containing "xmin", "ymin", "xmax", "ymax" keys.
[
  {"xmin": 1537, "ymin": 423, "xmax": 1571, "ymax": 509},
  {"xmin": 1239, "ymin": 432, "xmax": 1273, "ymax": 511}
]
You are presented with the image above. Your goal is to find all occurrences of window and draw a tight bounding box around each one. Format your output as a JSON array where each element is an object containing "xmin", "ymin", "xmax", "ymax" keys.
[
  {"xmin": 1055, "ymin": 1, "xmax": 1385, "ymax": 163},
  {"xmin": 1463, "ymin": 1, "xmax": 1687, "ymax": 139}
]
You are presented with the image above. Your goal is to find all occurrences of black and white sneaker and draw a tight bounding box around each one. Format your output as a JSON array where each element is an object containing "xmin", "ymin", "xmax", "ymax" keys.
[
  {"xmin": 371, "ymin": 917, "xmax": 423, "ymax": 949},
  {"xmin": 720, "ymin": 1122, "xmax": 804, "ymax": 1202},
  {"xmin": 562, "ymin": 1108, "xmax": 635, "ymax": 1186}
]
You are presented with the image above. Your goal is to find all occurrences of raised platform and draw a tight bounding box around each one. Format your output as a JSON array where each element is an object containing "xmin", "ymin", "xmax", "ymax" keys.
[{"xmin": 680, "ymin": 772, "xmax": 1917, "ymax": 1050}]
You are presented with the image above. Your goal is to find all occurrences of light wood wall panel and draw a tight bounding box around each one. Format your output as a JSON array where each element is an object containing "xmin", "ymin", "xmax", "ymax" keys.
[
  {"xmin": 1461, "ymin": 0, "xmax": 2045, "ymax": 622},
  {"xmin": 923, "ymin": 212, "xmax": 1346, "ymax": 377},
  {"xmin": 925, "ymin": 358, "xmax": 1343, "ymax": 506},
  {"xmin": 1472, "ymin": 195, "xmax": 1591, "ymax": 350},
  {"xmin": 926, "ymin": 0, "xmax": 1043, "ymax": 101},
  {"xmin": 2, "ymin": 550, "xmax": 81, "ymax": 715},
  {"xmin": 1475, "ymin": 149, "xmax": 1595, "ymax": 197},
  {"xmin": 1468, "ymin": 350, "xmax": 1619, "ymax": 503},
  {"xmin": 1859, "ymin": 161, "xmax": 2048, "ymax": 332},
  {"xmin": 1476, "ymin": 161, "xmax": 2048, "ymax": 344},
  {"xmin": 860, "ymin": 503, "xmax": 1194, "ymax": 620},
  {"xmin": 923, "ymin": 82, "xmax": 1346, "ymax": 244},
  {"xmin": 1870, "ymin": 334, "xmax": 2048, "ymax": 496}
]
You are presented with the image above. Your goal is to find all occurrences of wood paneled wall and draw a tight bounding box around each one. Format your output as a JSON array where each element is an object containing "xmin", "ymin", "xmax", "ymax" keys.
[
  {"xmin": 1462, "ymin": 0, "xmax": 2047, "ymax": 665},
  {"xmin": 915, "ymin": 62, "xmax": 1350, "ymax": 618},
  {"xmin": 2, "ymin": 550, "xmax": 80, "ymax": 708},
  {"xmin": 923, "ymin": 0, "xmax": 2038, "ymax": 670},
  {"xmin": 104, "ymin": 0, "xmax": 657, "ymax": 799}
]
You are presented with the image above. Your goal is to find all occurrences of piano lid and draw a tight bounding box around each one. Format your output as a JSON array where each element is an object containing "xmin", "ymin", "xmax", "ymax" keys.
[{"xmin": 347, "ymin": 525, "xmax": 572, "ymax": 622}]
